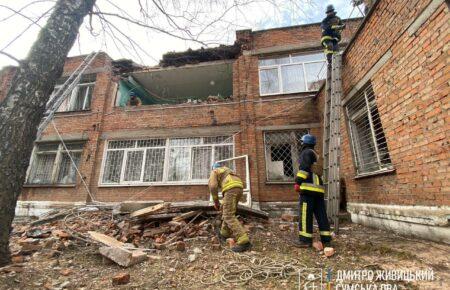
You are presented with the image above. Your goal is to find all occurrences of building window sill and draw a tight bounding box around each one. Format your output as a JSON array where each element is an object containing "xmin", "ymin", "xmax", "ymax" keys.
[
  {"xmin": 98, "ymin": 182, "xmax": 208, "ymax": 187},
  {"xmin": 23, "ymin": 184, "xmax": 77, "ymax": 188},
  {"xmin": 265, "ymin": 181, "xmax": 294, "ymax": 185},
  {"xmin": 354, "ymin": 168, "xmax": 395, "ymax": 179},
  {"xmin": 259, "ymin": 91, "xmax": 317, "ymax": 98}
]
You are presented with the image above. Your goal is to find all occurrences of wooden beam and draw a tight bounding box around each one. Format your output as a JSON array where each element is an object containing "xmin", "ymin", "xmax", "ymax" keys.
[{"xmin": 130, "ymin": 203, "xmax": 169, "ymax": 218}]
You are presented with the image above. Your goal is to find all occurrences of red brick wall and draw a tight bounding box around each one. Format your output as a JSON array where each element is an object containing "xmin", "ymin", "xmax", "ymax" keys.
[
  {"xmin": 20, "ymin": 52, "xmax": 114, "ymax": 202},
  {"xmin": 340, "ymin": 0, "xmax": 449, "ymax": 206},
  {"xmin": 250, "ymin": 19, "xmax": 361, "ymax": 50},
  {"xmin": 13, "ymin": 20, "xmax": 365, "ymax": 205}
]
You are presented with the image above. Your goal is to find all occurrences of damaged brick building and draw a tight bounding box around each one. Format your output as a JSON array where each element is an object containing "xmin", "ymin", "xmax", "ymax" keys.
[{"xmin": 0, "ymin": 0, "xmax": 448, "ymax": 243}]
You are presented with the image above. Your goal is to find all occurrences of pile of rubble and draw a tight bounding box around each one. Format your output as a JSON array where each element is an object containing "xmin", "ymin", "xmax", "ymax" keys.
[{"xmin": 4, "ymin": 201, "xmax": 268, "ymax": 274}]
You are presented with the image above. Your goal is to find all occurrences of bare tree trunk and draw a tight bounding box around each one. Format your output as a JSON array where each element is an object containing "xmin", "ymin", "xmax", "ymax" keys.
[{"xmin": 0, "ymin": 0, "xmax": 95, "ymax": 267}]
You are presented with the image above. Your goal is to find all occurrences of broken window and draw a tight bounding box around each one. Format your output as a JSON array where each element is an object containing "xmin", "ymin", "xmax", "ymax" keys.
[
  {"xmin": 258, "ymin": 52, "xmax": 326, "ymax": 95},
  {"xmin": 27, "ymin": 142, "xmax": 83, "ymax": 185},
  {"xmin": 346, "ymin": 82, "xmax": 393, "ymax": 175},
  {"xmin": 264, "ymin": 130, "xmax": 308, "ymax": 182},
  {"xmin": 101, "ymin": 136, "xmax": 233, "ymax": 185},
  {"xmin": 55, "ymin": 74, "xmax": 96, "ymax": 112}
]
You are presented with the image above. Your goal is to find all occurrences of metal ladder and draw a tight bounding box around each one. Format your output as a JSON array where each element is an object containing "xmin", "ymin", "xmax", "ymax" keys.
[
  {"xmin": 36, "ymin": 51, "xmax": 99, "ymax": 139},
  {"xmin": 322, "ymin": 53, "xmax": 343, "ymax": 233}
]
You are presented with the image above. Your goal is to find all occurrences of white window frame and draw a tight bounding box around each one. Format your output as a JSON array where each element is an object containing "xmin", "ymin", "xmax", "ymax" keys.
[
  {"xmin": 99, "ymin": 136, "xmax": 235, "ymax": 187},
  {"xmin": 258, "ymin": 52, "xmax": 326, "ymax": 96},
  {"xmin": 345, "ymin": 83, "xmax": 394, "ymax": 177},
  {"xmin": 56, "ymin": 81, "xmax": 95, "ymax": 112},
  {"xmin": 26, "ymin": 143, "xmax": 83, "ymax": 185}
]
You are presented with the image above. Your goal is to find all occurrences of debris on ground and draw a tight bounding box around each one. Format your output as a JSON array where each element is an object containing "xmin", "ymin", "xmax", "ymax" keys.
[
  {"xmin": 2, "ymin": 204, "xmax": 448, "ymax": 289},
  {"xmin": 324, "ymin": 247, "xmax": 335, "ymax": 257},
  {"xmin": 112, "ymin": 272, "xmax": 130, "ymax": 285}
]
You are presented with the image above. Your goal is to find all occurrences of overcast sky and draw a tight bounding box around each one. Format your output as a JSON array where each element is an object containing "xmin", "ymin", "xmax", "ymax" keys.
[{"xmin": 0, "ymin": 0, "xmax": 363, "ymax": 69}]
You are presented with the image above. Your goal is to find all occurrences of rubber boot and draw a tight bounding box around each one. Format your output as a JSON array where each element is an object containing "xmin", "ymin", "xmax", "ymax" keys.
[
  {"xmin": 294, "ymin": 239, "xmax": 312, "ymax": 248},
  {"xmin": 215, "ymin": 227, "xmax": 228, "ymax": 244},
  {"xmin": 231, "ymin": 242, "xmax": 252, "ymax": 253}
]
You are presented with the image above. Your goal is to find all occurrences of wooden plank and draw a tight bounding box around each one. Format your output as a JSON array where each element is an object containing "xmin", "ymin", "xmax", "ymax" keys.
[
  {"xmin": 172, "ymin": 210, "xmax": 202, "ymax": 222},
  {"xmin": 130, "ymin": 203, "xmax": 169, "ymax": 218},
  {"xmin": 88, "ymin": 231, "xmax": 124, "ymax": 248}
]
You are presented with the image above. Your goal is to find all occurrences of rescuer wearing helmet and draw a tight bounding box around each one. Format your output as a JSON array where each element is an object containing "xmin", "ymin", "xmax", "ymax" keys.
[
  {"xmin": 208, "ymin": 162, "xmax": 251, "ymax": 252},
  {"xmin": 321, "ymin": 5, "xmax": 345, "ymax": 66},
  {"xmin": 294, "ymin": 134, "xmax": 332, "ymax": 247}
]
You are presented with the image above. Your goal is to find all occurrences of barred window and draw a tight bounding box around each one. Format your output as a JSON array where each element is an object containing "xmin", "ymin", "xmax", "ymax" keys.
[
  {"xmin": 101, "ymin": 136, "xmax": 234, "ymax": 185},
  {"xmin": 27, "ymin": 142, "xmax": 83, "ymax": 185},
  {"xmin": 346, "ymin": 82, "xmax": 393, "ymax": 175},
  {"xmin": 264, "ymin": 130, "xmax": 308, "ymax": 182},
  {"xmin": 258, "ymin": 52, "xmax": 326, "ymax": 96}
]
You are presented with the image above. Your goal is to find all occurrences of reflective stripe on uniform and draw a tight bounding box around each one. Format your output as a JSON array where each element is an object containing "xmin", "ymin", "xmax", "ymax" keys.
[
  {"xmin": 324, "ymin": 49, "xmax": 338, "ymax": 55},
  {"xmin": 299, "ymin": 202, "xmax": 312, "ymax": 237},
  {"xmin": 314, "ymin": 174, "xmax": 320, "ymax": 185},
  {"xmin": 321, "ymin": 35, "xmax": 333, "ymax": 43},
  {"xmin": 296, "ymin": 170, "xmax": 309, "ymax": 179},
  {"xmin": 320, "ymin": 231, "xmax": 331, "ymax": 236},
  {"xmin": 300, "ymin": 183, "xmax": 325, "ymax": 193},
  {"xmin": 222, "ymin": 180, "xmax": 243, "ymax": 193}
]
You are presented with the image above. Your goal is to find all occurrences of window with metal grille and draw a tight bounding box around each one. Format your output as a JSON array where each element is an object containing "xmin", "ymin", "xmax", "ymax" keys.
[
  {"xmin": 258, "ymin": 52, "xmax": 326, "ymax": 96},
  {"xmin": 27, "ymin": 142, "xmax": 83, "ymax": 185},
  {"xmin": 345, "ymin": 82, "xmax": 393, "ymax": 175},
  {"xmin": 264, "ymin": 130, "xmax": 309, "ymax": 182},
  {"xmin": 55, "ymin": 74, "xmax": 96, "ymax": 112},
  {"xmin": 101, "ymin": 136, "xmax": 234, "ymax": 185}
]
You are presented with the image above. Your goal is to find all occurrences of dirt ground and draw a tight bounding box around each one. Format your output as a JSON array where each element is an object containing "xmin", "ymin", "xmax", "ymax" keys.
[{"xmin": 1, "ymin": 216, "xmax": 448, "ymax": 290}]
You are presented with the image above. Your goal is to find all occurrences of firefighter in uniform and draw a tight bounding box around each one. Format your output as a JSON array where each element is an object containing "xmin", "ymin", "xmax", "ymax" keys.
[
  {"xmin": 294, "ymin": 134, "xmax": 332, "ymax": 247},
  {"xmin": 321, "ymin": 5, "xmax": 345, "ymax": 66},
  {"xmin": 209, "ymin": 163, "xmax": 252, "ymax": 252}
]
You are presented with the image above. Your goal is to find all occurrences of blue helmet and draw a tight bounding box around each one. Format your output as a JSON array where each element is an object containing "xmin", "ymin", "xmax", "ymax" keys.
[
  {"xmin": 212, "ymin": 162, "xmax": 222, "ymax": 170},
  {"xmin": 301, "ymin": 134, "xmax": 316, "ymax": 145}
]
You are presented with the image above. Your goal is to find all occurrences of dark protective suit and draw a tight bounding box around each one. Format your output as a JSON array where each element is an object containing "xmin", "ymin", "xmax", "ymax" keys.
[
  {"xmin": 295, "ymin": 146, "xmax": 331, "ymax": 244},
  {"xmin": 321, "ymin": 13, "xmax": 345, "ymax": 64}
]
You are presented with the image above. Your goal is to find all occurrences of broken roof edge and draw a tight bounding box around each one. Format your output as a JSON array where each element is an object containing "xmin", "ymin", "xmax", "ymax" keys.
[
  {"xmin": 159, "ymin": 43, "xmax": 241, "ymax": 67},
  {"xmin": 130, "ymin": 59, "xmax": 234, "ymax": 75}
]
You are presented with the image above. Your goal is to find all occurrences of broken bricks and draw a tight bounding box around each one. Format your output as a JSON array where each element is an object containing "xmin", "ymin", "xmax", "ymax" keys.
[
  {"xmin": 99, "ymin": 246, "xmax": 147, "ymax": 267},
  {"xmin": 112, "ymin": 272, "xmax": 130, "ymax": 285}
]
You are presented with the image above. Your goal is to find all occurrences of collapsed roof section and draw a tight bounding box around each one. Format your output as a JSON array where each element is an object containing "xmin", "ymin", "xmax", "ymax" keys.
[
  {"xmin": 159, "ymin": 44, "xmax": 241, "ymax": 67},
  {"xmin": 115, "ymin": 43, "xmax": 242, "ymax": 106},
  {"xmin": 117, "ymin": 60, "xmax": 234, "ymax": 106}
]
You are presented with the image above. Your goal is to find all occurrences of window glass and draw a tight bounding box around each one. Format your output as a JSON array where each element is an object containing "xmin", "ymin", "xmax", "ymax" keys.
[
  {"xmin": 258, "ymin": 52, "xmax": 326, "ymax": 95},
  {"xmin": 30, "ymin": 153, "xmax": 56, "ymax": 184},
  {"xmin": 168, "ymin": 147, "xmax": 190, "ymax": 181},
  {"xmin": 28, "ymin": 142, "xmax": 83, "ymax": 185},
  {"xmin": 260, "ymin": 68, "xmax": 279, "ymax": 95},
  {"xmin": 101, "ymin": 136, "xmax": 234, "ymax": 184},
  {"xmin": 259, "ymin": 56, "xmax": 290, "ymax": 66},
  {"xmin": 291, "ymin": 52, "xmax": 324, "ymax": 63},
  {"xmin": 123, "ymin": 150, "xmax": 144, "ymax": 181},
  {"xmin": 281, "ymin": 64, "xmax": 306, "ymax": 93},
  {"xmin": 305, "ymin": 62, "xmax": 327, "ymax": 91},
  {"xmin": 143, "ymin": 148, "xmax": 165, "ymax": 182},
  {"xmin": 57, "ymin": 152, "xmax": 81, "ymax": 184},
  {"xmin": 102, "ymin": 150, "xmax": 124, "ymax": 183},
  {"xmin": 191, "ymin": 146, "xmax": 212, "ymax": 179}
]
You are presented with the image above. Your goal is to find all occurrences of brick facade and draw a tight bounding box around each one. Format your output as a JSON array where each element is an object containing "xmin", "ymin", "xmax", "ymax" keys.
[
  {"xmin": 0, "ymin": 19, "xmax": 359, "ymax": 208},
  {"xmin": 334, "ymin": 0, "xmax": 449, "ymax": 207}
]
